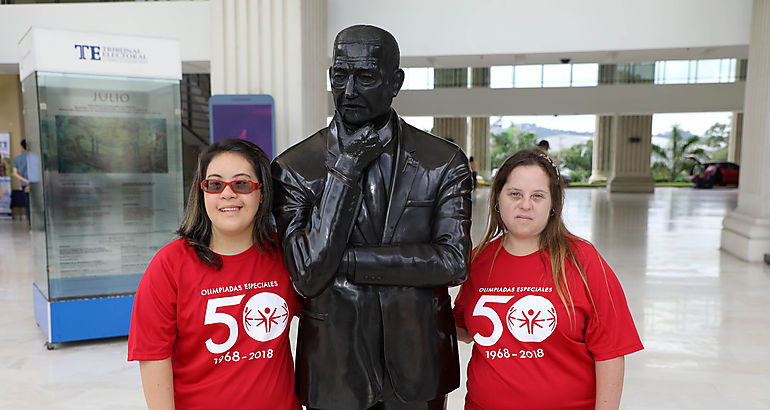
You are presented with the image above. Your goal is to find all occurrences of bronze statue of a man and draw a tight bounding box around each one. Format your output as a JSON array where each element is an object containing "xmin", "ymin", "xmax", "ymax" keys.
[{"xmin": 272, "ymin": 24, "xmax": 473, "ymax": 410}]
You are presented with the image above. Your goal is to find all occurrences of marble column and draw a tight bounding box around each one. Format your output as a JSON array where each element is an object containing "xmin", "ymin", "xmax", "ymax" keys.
[
  {"xmin": 209, "ymin": 0, "xmax": 328, "ymax": 154},
  {"xmin": 728, "ymin": 112, "xmax": 743, "ymax": 164},
  {"xmin": 589, "ymin": 65, "xmax": 617, "ymax": 183},
  {"xmin": 607, "ymin": 114, "xmax": 655, "ymax": 193},
  {"xmin": 721, "ymin": 0, "xmax": 770, "ymax": 262},
  {"xmin": 470, "ymin": 67, "xmax": 490, "ymax": 180},
  {"xmin": 471, "ymin": 117, "xmax": 490, "ymax": 181},
  {"xmin": 589, "ymin": 115, "xmax": 612, "ymax": 183},
  {"xmin": 433, "ymin": 117, "xmax": 467, "ymax": 150},
  {"xmin": 433, "ymin": 68, "xmax": 469, "ymax": 149}
]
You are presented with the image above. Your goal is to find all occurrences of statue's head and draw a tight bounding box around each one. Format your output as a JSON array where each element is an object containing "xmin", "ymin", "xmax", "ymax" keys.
[{"xmin": 330, "ymin": 25, "xmax": 404, "ymax": 128}]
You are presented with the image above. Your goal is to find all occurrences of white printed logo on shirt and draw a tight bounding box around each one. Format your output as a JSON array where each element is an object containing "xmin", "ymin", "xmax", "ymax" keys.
[
  {"xmin": 506, "ymin": 295, "xmax": 557, "ymax": 342},
  {"xmin": 242, "ymin": 292, "xmax": 290, "ymax": 342}
]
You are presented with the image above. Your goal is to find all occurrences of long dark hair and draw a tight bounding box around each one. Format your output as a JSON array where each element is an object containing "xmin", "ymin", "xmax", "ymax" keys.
[
  {"xmin": 474, "ymin": 148, "xmax": 597, "ymax": 323},
  {"xmin": 176, "ymin": 139, "xmax": 276, "ymax": 269}
]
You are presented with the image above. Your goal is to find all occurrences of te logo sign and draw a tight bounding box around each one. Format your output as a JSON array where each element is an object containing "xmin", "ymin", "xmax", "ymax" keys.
[{"xmin": 74, "ymin": 44, "xmax": 101, "ymax": 61}]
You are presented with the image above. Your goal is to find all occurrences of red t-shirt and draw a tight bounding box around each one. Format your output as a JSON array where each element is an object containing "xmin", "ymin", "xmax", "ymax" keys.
[
  {"xmin": 128, "ymin": 238, "xmax": 301, "ymax": 410},
  {"xmin": 453, "ymin": 238, "xmax": 643, "ymax": 410}
]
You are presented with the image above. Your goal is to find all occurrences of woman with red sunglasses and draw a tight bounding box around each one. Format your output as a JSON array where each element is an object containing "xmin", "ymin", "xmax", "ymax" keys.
[{"xmin": 128, "ymin": 139, "xmax": 300, "ymax": 410}]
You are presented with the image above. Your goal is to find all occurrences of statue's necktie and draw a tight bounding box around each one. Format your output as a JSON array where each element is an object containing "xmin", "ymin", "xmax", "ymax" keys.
[{"xmin": 361, "ymin": 148, "xmax": 392, "ymax": 241}]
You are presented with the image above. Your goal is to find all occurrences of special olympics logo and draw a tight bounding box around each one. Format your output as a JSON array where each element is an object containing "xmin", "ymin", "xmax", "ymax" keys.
[
  {"xmin": 242, "ymin": 292, "xmax": 289, "ymax": 342},
  {"xmin": 506, "ymin": 295, "xmax": 557, "ymax": 342}
]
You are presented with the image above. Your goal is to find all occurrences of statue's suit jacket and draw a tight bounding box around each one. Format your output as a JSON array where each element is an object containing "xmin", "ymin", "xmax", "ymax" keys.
[{"xmin": 272, "ymin": 113, "xmax": 473, "ymax": 409}]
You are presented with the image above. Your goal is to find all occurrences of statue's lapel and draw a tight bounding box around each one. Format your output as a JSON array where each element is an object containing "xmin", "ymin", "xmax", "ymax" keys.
[
  {"xmin": 326, "ymin": 118, "xmax": 340, "ymax": 169},
  {"xmin": 382, "ymin": 118, "xmax": 418, "ymax": 243}
]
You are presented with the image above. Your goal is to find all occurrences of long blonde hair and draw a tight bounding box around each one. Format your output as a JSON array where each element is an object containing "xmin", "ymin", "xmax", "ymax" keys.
[{"xmin": 474, "ymin": 149, "xmax": 597, "ymax": 323}]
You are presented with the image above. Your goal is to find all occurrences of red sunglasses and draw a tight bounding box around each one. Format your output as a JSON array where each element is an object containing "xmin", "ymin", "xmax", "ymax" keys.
[{"xmin": 200, "ymin": 179, "xmax": 263, "ymax": 194}]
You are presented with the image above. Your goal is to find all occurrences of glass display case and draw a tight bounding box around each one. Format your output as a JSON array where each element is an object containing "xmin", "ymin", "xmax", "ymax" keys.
[{"xmin": 24, "ymin": 71, "xmax": 183, "ymax": 344}]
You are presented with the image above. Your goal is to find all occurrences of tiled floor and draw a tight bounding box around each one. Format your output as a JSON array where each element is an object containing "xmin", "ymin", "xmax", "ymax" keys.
[{"xmin": 1, "ymin": 187, "xmax": 769, "ymax": 409}]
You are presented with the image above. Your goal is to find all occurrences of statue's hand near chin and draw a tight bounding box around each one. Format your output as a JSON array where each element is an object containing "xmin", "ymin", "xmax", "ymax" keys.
[{"xmin": 334, "ymin": 123, "xmax": 383, "ymax": 178}]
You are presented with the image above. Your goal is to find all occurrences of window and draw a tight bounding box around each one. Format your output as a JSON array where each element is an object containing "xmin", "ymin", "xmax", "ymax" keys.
[
  {"xmin": 514, "ymin": 65, "xmax": 542, "ymax": 88},
  {"xmin": 571, "ymin": 64, "xmax": 599, "ymax": 87},
  {"xmin": 490, "ymin": 66, "xmax": 513, "ymax": 88},
  {"xmin": 655, "ymin": 60, "xmax": 691, "ymax": 84},
  {"xmin": 655, "ymin": 58, "xmax": 736, "ymax": 84},
  {"xmin": 402, "ymin": 67, "xmax": 434, "ymax": 90},
  {"xmin": 542, "ymin": 64, "xmax": 571, "ymax": 88}
]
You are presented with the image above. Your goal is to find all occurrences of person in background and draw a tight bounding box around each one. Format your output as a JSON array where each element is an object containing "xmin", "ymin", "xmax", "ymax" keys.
[
  {"xmin": 0, "ymin": 157, "xmax": 6, "ymax": 199},
  {"xmin": 12, "ymin": 139, "xmax": 29, "ymax": 220},
  {"xmin": 706, "ymin": 164, "xmax": 718, "ymax": 186},
  {"xmin": 537, "ymin": 139, "xmax": 550, "ymax": 152},
  {"xmin": 128, "ymin": 139, "xmax": 301, "ymax": 410},
  {"xmin": 454, "ymin": 149, "xmax": 643, "ymax": 410},
  {"xmin": 691, "ymin": 163, "xmax": 716, "ymax": 189}
]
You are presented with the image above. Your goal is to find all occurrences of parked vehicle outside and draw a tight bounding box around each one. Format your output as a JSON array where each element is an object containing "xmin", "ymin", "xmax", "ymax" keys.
[{"xmin": 686, "ymin": 155, "xmax": 739, "ymax": 187}]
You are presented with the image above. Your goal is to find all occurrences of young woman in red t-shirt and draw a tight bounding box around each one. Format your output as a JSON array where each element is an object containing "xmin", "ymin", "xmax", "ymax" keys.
[
  {"xmin": 454, "ymin": 149, "xmax": 643, "ymax": 410},
  {"xmin": 128, "ymin": 139, "xmax": 301, "ymax": 409}
]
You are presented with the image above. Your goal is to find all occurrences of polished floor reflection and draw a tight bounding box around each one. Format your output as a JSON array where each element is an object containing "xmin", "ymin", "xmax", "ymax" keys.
[{"xmin": 1, "ymin": 187, "xmax": 768, "ymax": 409}]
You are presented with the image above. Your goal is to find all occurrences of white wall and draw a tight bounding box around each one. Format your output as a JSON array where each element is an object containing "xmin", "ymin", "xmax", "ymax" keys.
[
  {"xmin": 0, "ymin": 0, "xmax": 752, "ymax": 120},
  {"xmin": 0, "ymin": 0, "xmax": 754, "ymax": 70},
  {"xmin": 327, "ymin": 0, "xmax": 752, "ymax": 59},
  {"xmin": 0, "ymin": 2, "xmax": 209, "ymax": 69}
]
